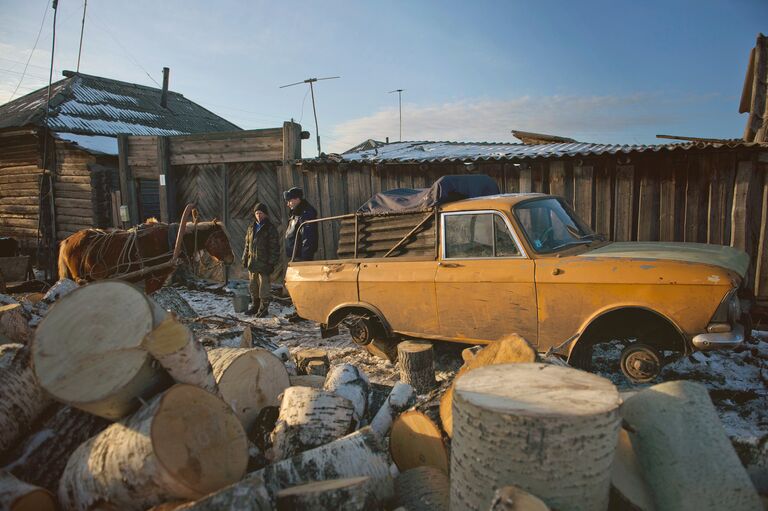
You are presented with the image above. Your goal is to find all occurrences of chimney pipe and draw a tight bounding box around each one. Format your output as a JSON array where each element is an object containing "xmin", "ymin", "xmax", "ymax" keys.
[{"xmin": 160, "ymin": 67, "xmax": 169, "ymax": 108}]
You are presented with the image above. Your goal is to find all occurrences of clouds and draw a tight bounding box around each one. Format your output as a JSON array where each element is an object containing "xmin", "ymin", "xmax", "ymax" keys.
[{"xmin": 325, "ymin": 93, "xmax": 711, "ymax": 152}]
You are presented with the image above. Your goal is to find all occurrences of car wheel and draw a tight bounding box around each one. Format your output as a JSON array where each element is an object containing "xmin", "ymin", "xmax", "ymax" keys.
[{"xmin": 619, "ymin": 343, "xmax": 662, "ymax": 383}]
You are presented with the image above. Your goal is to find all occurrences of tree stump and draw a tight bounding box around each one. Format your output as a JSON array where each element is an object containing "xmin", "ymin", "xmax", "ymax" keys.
[
  {"xmin": 0, "ymin": 344, "xmax": 53, "ymax": 453},
  {"xmin": 397, "ymin": 341, "xmax": 436, "ymax": 394},
  {"xmin": 269, "ymin": 386, "xmax": 355, "ymax": 461},
  {"xmin": 450, "ymin": 363, "xmax": 621, "ymax": 511},
  {"xmin": 395, "ymin": 466, "xmax": 450, "ymax": 511},
  {"xmin": 3, "ymin": 404, "xmax": 109, "ymax": 493},
  {"xmin": 489, "ymin": 485, "xmax": 550, "ymax": 511},
  {"xmin": 0, "ymin": 304, "xmax": 32, "ymax": 344},
  {"xmin": 390, "ymin": 410, "xmax": 449, "ymax": 474},
  {"xmin": 59, "ymin": 384, "xmax": 249, "ymax": 511},
  {"xmin": 370, "ymin": 382, "xmax": 416, "ymax": 437},
  {"xmin": 207, "ymin": 347, "xmax": 290, "ymax": 432},
  {"xmin": 185, "ymin": 427, "xmax": 394, "ymax": 508},
  {"xmin": 441, "ymin": 334, "xmax": 538, "ymax": 438},
  {"xmin": 32, "ymin": 281, "xmax": 171, "ymax": 420},
  {"xmin": 0, "ymin": 470, "xmax": 56, "ymax": 511},
  {"xmin": 621, "ymin": 380, "xmax": 762, "ymax": 511},
  {"xmin": 144, "ymin": 298, "xmax": 218, "ymax": 394},
  {"xmin": 323, "ymin": 364, "xmax": 370, "ymax": 426},
  {"xmin": 289, "ymin": 375, "xmax": 326, "ymax": 389},
  {"xmin": 294, "ymin": 348, "xmax": 330, "ymax": 375},
  {"xmin": 149, "ymin": 287, "xmax": 197, "ymax": 319},
  {"xmin": 276, "ymin": 477, "xmax": 380, "ymax": 510}
]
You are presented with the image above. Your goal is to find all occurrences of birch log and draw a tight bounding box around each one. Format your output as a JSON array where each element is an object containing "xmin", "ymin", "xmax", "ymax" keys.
[
  {"xmin": 0, "ymin": 470, "xmax": 56, "ymax": 511},
  {"xmin": 390, "ymin": 410, "xmax": 449, "ymax": 474},
  {"xmin": 59, "ymin": 384, "xmax": 249, "ymax": 511},
  {"xmin": 397, "ymin": 341, "xmax": 436, "ymax": 394},
  {"xmin": 0, "ymin": 304, "xmax": 32, "ymax": 344},
  {"xmin": 143, "ymin": 299, "xmax": 217, "ymax": 393},
  {"xmin": 621, "ymin": 380, "xmax": 762, "ymax": 511},
  {"xmin": 323, "ymin": 364, "xmax": 370, "ymax": 426},
  {"xmin": 208, "ymin": 347, "xmax": 290, "ymax": 432},
  {"xmin": 32, "ymin": 281, "xmax": 171, "ymax": 419},
  {"xmin": 3, "ymin": 405, "xmax": 109, "ymax": 493},
  {"xmin": 489, "ymin": 486, "xmax": 550, "ymax": 511},
  {"xmin": 450, "ymin": 363, "xmax": 621, "ymax": 511},
  {"xmin": 395, "ymin": 466, "xmax": 450, "ymax": 511},
  {"xmin": 0, "ymin": 344, "xmax": 53, "ymax": 453},
  {"xmin": 193, "ymin": 427, "xmax": 394, "ymax": 508},
  {"xmin": 150, "ymin": 287, "xmax": 197, "ymax": 319},
  {"xmin": 370, "ymin": 382, "xmax": 416, "ymax": 437},
  {"xmin": 441, "ymin": 334, "xmax": 538, "ymax": 438},
  {"xmin": 276, "ymin": 477, "xmax": 380, "ymax": 510},
  {"xmin": 269, "ymin": 386, "xmax": 355, "ymax": 461}
]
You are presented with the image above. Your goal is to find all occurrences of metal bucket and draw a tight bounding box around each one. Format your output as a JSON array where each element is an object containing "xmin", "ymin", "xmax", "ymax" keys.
[{"xmin": 232, "ymin": 292, "xmax": 250, "ymax": 313}]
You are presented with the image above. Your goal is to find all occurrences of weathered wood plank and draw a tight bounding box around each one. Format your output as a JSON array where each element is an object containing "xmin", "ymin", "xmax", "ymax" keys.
[
  {"xmin": 593, "ymin": 162, "xmax": 612, "ymax": 238},
  {"xmin": 573, "ymin": 165, "xmax": 593, "ymax": 228},
  {"xmin": 637, "ymin": 165, "xmax": 659, "ymax": 241},
  {"xmin": 548, "ymin": 161, "xmax": 566, "ymax": 198}
]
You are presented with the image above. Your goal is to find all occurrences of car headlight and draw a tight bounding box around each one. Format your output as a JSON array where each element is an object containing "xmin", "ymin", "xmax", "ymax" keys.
[{"xmin": 712, "ymin": 289, "xmax": 740, "ymax": 323}]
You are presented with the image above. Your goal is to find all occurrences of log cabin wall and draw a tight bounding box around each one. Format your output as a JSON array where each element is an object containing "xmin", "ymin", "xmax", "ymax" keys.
[{"xmin": 0, "ymin": 130, "xmax": 46, "ymax": 250}]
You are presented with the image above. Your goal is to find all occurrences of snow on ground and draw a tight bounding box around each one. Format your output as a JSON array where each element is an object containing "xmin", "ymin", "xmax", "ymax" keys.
[{"xmin": 177, "ymin": 284, "xmax": 767, "ymax": 461}]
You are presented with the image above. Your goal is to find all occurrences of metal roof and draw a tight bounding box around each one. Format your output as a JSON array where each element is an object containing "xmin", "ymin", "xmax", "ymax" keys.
[
  {"xmin": 0, "ymin": 71, "xmax": 240, "ymax": 136},
  {"xmin": 306, "ymin": 139, "xmax": 762, "ymax": 165}
]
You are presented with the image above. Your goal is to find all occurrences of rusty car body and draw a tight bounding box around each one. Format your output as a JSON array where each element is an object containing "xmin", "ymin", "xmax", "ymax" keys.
[{"xmin": 285, "ymin": 193, "xmax": 750, "ymax": 381}]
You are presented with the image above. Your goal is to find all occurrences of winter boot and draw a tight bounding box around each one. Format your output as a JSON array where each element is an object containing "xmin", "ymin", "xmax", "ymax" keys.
[
  {"xmin": 245, "ymin": 298, "xmax": 260, "ymax": 316},
  {"xmin": 255, "ymin": 299, "xmax": 271, "ymax": 318}
]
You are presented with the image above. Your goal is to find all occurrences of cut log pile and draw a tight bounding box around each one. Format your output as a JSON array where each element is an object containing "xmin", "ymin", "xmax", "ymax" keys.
[{"xmin": 0, "ymin": 281, "xmax": 764, "ymax": 510}]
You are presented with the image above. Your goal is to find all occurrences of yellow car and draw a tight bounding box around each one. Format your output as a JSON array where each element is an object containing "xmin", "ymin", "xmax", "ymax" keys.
[{"xmin": 286, "ymin": 193, "xmax": 750, "ymax": 382}]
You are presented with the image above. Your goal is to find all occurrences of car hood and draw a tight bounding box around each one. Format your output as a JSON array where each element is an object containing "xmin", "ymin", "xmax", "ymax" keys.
[{"xmin": 580, "ymin": 242, "xmax": 749, "ymax": 278}]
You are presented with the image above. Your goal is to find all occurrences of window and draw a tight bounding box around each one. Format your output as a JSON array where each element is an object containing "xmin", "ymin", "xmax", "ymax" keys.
[
  {"xmin": 514, "ymin": 198, "xmax": 596, "ymax": 253},
  {"xmin": 444, "ymin": 213, "xmax": 520, "ymax": 258}
]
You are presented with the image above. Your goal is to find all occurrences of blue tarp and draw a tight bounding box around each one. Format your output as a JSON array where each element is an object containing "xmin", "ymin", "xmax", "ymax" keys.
[{"xmin": 357, "ymin": 175, "xmax": 500, "ymax": 214}]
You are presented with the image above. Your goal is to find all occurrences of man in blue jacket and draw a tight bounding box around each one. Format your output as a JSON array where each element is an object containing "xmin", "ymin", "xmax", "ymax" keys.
[
  {"xmin": 283, "ymin": 187, "xmax": 318, "ymax": 261},
  {"xmin": 242, "ymin": 203, "xmax": 280, "ymax": 317}
]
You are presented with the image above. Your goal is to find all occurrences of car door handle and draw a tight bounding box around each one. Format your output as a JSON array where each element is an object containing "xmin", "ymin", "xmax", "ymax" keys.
[{"xmin": 439, "ymin": 262, "xmax": 463, "ymax": 268}]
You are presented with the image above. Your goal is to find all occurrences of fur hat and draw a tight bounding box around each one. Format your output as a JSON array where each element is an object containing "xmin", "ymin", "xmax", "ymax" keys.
[
  {"xmin": 283, "ymin": 187, "xmax": 304, "ymax": 201},
  {"xmin": 253, "ymin": 203, "xmax": 268, "ymax": 214}
]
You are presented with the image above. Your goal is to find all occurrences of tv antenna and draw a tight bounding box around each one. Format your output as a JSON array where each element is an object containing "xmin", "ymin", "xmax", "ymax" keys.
[
  {"xmin": 280, "ymin": 76, "xmax": 339, "ymax": 156},
  {"xmin": 388, "ymin": 89, "xmax": 404, "ymax": 141}
]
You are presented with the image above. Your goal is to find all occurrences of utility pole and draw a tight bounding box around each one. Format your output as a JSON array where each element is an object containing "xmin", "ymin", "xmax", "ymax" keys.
[
  {"xmin": 388, "ymin": 89, "xmax": 404, "ymax": 141},
  {"xmin": 280, "ymin": 76, "xmax": 339, "ymax": 156},
  {"xmin": 76, "ymin": 0, "xmax": 88, "ymax": 72}
]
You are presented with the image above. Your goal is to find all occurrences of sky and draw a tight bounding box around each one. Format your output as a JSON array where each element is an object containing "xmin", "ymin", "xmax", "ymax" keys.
[{"xmin": 0, "ymin": 0, "xmax": 766, "ymax": 156}]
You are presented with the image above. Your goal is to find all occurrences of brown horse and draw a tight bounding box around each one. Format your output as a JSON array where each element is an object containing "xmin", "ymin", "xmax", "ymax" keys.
[{"xmin": 58, "ymin": 220, "xmax": 235, "ymax": 293}]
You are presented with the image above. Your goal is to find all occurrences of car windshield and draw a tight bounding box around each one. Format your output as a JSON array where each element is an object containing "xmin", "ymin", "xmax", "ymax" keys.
[{"xmin": 513, "ymin": 198, "xmax": 600, "ymax": 253}]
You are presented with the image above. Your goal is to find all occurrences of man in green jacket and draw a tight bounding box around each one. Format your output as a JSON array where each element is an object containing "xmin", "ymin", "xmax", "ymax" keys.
[{"xmin": 241, "ymin": 203, "xmax": 280, "ymax": 317}]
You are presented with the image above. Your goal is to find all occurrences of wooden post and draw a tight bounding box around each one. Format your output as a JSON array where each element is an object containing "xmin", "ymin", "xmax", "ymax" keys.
[
  {"xmin": 221, "ymin": 164, "xmax": 229, "ymax": 283},
  {"xmin": 397, "ymin": 341, "xmax": 436, "ymax": 394},
  {"xmin": 157, "ymin": 136, "xmax": 174, "ymax": 223},
  {"xmin": 450, "ymin": 363, "xmax": 621, "ymax": 511},
  {"xmin": 117, "ymin": 135, "xmax": 139, "ymax": 226}
]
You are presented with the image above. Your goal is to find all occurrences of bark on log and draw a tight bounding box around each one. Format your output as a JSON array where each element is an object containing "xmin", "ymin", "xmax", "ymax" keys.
[
  {"xmin": 390, "ymin": 410, "xmax": 449, "ymax": 474},
  {"xmin": 289, "ymin": 375, "xmax": 326, "ymax": 388},
  {"xmin": 32, "ymin": 281, "xmax": 171, "ymax": 420},
  {"xmin": 0, "ymin": 470, "xmax": 56, "ymax": 511},
  {"xmin": 0, "ymin": 304, "xmax": 32, "ymax": 344},
  {"xmin": 620, "ymin": 380, "xmax": 762, "ymax": 511},
  {"xmin": 370, "ymin": 382, "xmax": 416, "ymax": 437},
  {"xmin": 150, "ymin": 287, "xmax": 197, "ymax": 319},
  {"xmin": 441, "ymin": 334, "xmax": 538, "ymax": 438},
  {"xmin": 395, "ymin": 466, "xmax": 450, "ymax": 511},
  {"xmin": 41, "ymin": 278, "xmax": 77, "ymax": 304},
  {"xmin": 398, "ymin": 341, "xmax": 436, "ymax": 394},
  {"xmin": 294, "ymin": 348, "xmax": 330, "ymax": 376},
  {"xmin": 144, "ymin": 299, "xmax": 218, "ymax": 394},
  {"xmin": 207, "ymin": 347, "xmax": 290, "ymax": 432},
  {"xmin": 269, "ymin": 386, "xmax": 355, "ymax": 461},
  {"xmin": 323, "ymin": 364, "xmax": 371, "ymax": 426},
  {"xmin": 276, "ymin": 477, "xmax": 380, "ymax": 510},
  {"xmin": 3, "ymin": 405, "xmax": 109, "ymax": 493},
  {"xmin": 489, "ymin": 485, "xmax": 550, "ymax": 511},
  {"xmin": 59, "ymin": 384, "xmax": 249, "ymax": 511},
  {"xmin": 609, "ymin": 428, "xmax": 655, "ymax": 511},
  {"xmin": 450, "ymin": 363, "xmax": 621, "ymax": 511},
  {"xmin": 194, "ymin": 427, "xmax": 394, "ymax": 509},
  {"xmin": 0, "ymin": 344, "xmax": 53, "ymax": 454}
]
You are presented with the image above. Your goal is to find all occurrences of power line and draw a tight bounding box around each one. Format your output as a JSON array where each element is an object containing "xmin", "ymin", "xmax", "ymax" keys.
[
  {"xmin": 9, "ymin": 0, "xmax": 50, "ymax": 101},
  {"xmin": 279, "ymin": 76, "xmax": 340, "ymax": 156}
]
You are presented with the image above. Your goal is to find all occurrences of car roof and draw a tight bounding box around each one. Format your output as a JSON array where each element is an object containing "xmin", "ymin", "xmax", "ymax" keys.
[{"xmin": 439, "ymin": 192, "xmax": 550, "ymax": 212}]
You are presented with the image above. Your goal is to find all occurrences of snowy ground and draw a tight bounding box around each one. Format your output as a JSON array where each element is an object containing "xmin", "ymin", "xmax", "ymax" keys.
[{"xmin": 176, "ymin": 283, "xmax": 767, "ymax": 465}]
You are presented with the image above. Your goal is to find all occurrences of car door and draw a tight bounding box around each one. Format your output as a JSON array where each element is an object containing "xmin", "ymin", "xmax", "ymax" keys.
[{"xmin": 435, "ymin": 210, "xmax": 537, "ymax": 344}]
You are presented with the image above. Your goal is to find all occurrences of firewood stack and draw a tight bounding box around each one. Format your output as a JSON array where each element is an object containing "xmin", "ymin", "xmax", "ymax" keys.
[{"xmin": 0, "ymin": 280, "xmax": 763, "ymax": 511}]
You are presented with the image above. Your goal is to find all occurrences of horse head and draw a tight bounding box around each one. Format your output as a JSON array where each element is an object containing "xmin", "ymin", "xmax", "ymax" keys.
[{"xmin": 202, "ymin": 220, "xmax": 235, "ymax": 265}]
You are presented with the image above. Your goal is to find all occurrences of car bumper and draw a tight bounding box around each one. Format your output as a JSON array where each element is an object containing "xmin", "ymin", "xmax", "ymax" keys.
[{"xmin": 691, "ymin": 323, "xmax": 745, "ymax": 350}]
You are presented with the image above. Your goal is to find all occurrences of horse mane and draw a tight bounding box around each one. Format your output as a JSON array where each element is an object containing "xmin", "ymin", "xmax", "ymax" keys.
[{"xmin": 145, "ymin": 217, "xmax": 160, "ymax": 224}]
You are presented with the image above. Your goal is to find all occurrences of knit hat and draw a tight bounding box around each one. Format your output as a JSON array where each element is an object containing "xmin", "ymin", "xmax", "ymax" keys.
[
  {"xmin": 253, "ymin": 203, "xmax": 268, "ymax": 214},
  {"xmin": 283, "ymin": 187, "xmax": 304, "ymax": 201}
]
